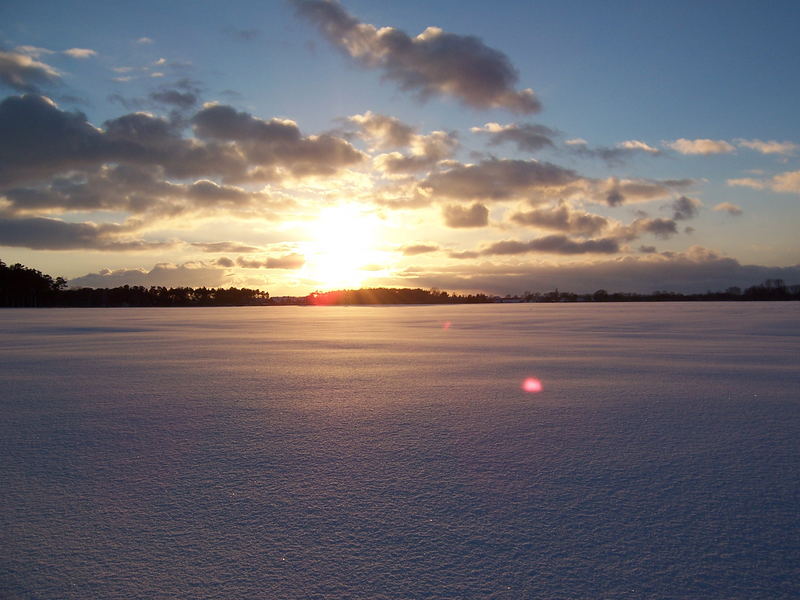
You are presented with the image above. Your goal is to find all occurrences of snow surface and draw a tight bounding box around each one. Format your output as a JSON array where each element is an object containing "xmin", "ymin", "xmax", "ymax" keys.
[{"xmin": 1, "ymin": 303, "xmax": 798, "ymax": 599}]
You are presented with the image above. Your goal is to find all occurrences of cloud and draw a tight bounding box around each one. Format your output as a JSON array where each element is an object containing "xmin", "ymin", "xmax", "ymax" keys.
[
  {"xmin": 713, "ymin": 202, "xmax": 743, "ymax": 216},
  {"xmin": 1, "ymin": 161, "xmax": 293, "ymax": 220},
  {"xmin": 630, "ymin": 217, "xmax": 679, "ymax": 239},
  {"xmin": 448, "ymin": 250, "xmax": 480, "ymax": 259},
  {"xmin": 481, "ymin": 234, "xmax": 620, "ymax": 256},
  {"xmin": 726, "ymin": 177, "xmax": 764, "ymax": 190},
  {"xmin": 0, "ymin": 95, "xmax": 364, "ymax": 188},
  {"xmin": 405, "ymin": 246, "xmax": 800, "ymax": 295},
  {"xmin": 150, "ymin": 88, "xmax": 200, "ymax": 110},
  {"xmin": 471, "ymin": 122, "xmax": 556, "ymax": 152},
  {"xmin": 0, "ymin": 215, "xmax": 171, "ymax": 250},
  {"xmin": 374, "ymin": 130, "xmax": 458, "ymax": 174},
  {"xmin": 510, "ymin": 202, "xmax": 609, "ymax": 236},
  {"xmin": 442, "ymin": 203, "xmax": 489, "ymax": 228},
  {"xmin": 192, "ymin": 102, "xmax": 365, "ymax": 178},
  {"xmin": 772, "ymin": 170, "xmax": 800, "ymax": 193},
  {"xmin": 293, "ymin": 0, "xmax": 540, "ymax": 113},
  {"xmin": 670, "ymin": 195, "xmax": 701, "ymax": 220},
  {"xmin": 191, "ymin": 241, "xmax": 263, "ymax": 253},
  {"xmin": 69, "ymin": 262, "xmax": 229, "ymax": 288},
  {"xmin": 727, "ymin": 170, "xmax": 800, "ymax": 194},
  {"xmin": 419, "ymin": 158, "xmax": 578, "ymax": 201},
  {"xmin": 63, "ymin": 48, "xmax": 97, "ymax": 59},
  {"xmin": 236, "ymin": 254, "xmax": 305, "ymax": 269},
  {"xmin": 13, "ymin": 46, "xmax": 55, "ymax": 58},
  {"xmin": 600, "ymin": 177, "xmax": 693, "ymax": 206},
  {"xmin": 0, "ymin": 51, "xmax": 61, "ymax": 92},
  {"xmin": 136, "ymin": 37, "xmax": 154, "ymax": 45},
  {"xmin": 567, "ymin": 139, "xmax": 661, "ymax": 164},
  {"xmin": 618, "ymin": 140, "xmax": 660, "ymax": 154},
  {"xmin": 736, "ymin": 139, "xmax": 797, "ymax": 155},
  {"xmin": 665, "ymin": 138, "xmax": 735, "ymax": 155},
  {"xmin": 401, "ymin": 243, "xmax": 440, "ymax": 256},
  {"xmin": 110, "ymin": 78, "xmax": 202, "ymax": 112},
  {"xmin": 346, "ymin": 111, "xmax": 414, "ymax": 149},
  {"xmin": 0, "ymin": 95, "xmax": 240, "ymax": 185}
]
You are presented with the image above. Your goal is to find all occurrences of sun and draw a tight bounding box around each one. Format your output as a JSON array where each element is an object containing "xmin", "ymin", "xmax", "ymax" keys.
[{"xmin": 302, "ymin": 204, "xmax": 388, "ymax": 290}]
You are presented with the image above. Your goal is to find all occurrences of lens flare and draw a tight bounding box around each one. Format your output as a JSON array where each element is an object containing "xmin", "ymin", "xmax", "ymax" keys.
[
  {"xmin": 522, "ymin": 377, "xmax": 543, "ymax": 393},
  {"xmin": 442, "ymin": 321, "xmax": 452, "ymax": 330}
]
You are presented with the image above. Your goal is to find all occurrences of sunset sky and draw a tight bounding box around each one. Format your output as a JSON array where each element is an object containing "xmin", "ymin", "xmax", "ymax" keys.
[{"xmin": 1, "ymin": 0, "xmax": 798, "ymax": 295}]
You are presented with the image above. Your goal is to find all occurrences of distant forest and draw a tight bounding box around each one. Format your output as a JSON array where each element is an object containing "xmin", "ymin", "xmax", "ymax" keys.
[{"xmin": 1, "ymin": 259, "xmax": 798, "ymax": 308}]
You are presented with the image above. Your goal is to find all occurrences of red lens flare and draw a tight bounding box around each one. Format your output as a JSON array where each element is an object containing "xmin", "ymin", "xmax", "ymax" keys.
[{"xmin": 522, "ymin": 377, "xmax": 543, "ymax": 393}]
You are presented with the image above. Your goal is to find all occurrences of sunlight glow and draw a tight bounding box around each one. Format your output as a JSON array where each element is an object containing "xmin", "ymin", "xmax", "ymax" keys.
[
  {"xmin": 302, "ymin": 204, "xmax": 388, "ymax": 289},
  {"xmin": 522, "ymin": 377, "xmax": 543, "ymax": 393}
]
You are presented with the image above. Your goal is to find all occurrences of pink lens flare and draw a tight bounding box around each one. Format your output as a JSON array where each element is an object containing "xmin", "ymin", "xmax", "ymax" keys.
[
  {"xmin": 442, "ymin": 321, "xmax": 452, "ymax": 330},
  {"xmin": 522, "ymin": 377, "xmax": 543, "ymax": 393}
]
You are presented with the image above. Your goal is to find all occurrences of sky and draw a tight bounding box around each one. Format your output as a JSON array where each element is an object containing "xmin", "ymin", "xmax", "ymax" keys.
[{"xmin": 1, "ymin": 0, "xmax": 799, "ymax": 295}]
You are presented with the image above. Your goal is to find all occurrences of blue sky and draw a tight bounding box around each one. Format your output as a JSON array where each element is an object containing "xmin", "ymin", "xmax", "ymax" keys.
[{"xmin": 1, "ymin": 0, "xmax": 798, "ymax": 294}]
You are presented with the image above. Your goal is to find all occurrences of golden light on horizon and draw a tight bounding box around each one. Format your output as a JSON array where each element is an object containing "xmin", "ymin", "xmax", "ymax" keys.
[{"xmin": 301, "ymin": 203, "xmax": 389, "ymax": 290}]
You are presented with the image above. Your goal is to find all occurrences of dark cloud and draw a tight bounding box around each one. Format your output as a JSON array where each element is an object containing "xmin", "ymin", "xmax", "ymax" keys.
[
  {"xmin": 401, "ymin": 243, "xmax": 440, "ymax": 256},
  {"xmin": 482, "ymin": 234, "xmax": 619, "ymax": 256},
  {"xmin": 0, "ymin": 51, "xmax": 60, "ymax": 93},
  {"xmin": 448, "ymin": 250, "xmax": 480, "ymax": 259},
  {"xmin": 193, "ymin": 103, "xmax": 300, "ymax": 142},
  {"xmin": 631, "ymin": 217, "xmax": 679, "ymax": 239},
  {"xmin": 511, "ymin": 202, "xmax": 609, "ymax": 236},
  {"xmin": 236, "ymin": 254, "xmax": 305, "ymax": 269},
  {"xmin": 601, "ymin": 177, "xmax": 693, "ymax": 206},
  {"xmin": 404, "ymin": 247, "xmax": 800, "ymax": 295},
  {"xmin": 566, "ymin": 139, "xmax": 661, "ymax": 165},
  {"xmin": 670, "ymin": 195, "xmax": 701, "ymax": 220},
  {"xmin": 471, "ymin": 122, "xmax": 556, "ymax": 152},
  {"xmin": 192, "ymin": 103, "xmax": 365, "ymax": 178},
  {"xmin": 0, "ymin": 95, "xmax": 363, "ymax": 188},
  {"xmin": 69, "ymin": 262, "xmax": 230, "ymax": 288},
  {"xmin": 0, "ymin": 95, "xmax": 247, "ymax": 185},
  {"xmin": 293, "ymin": 0, "xmax": 540, "ymax": 113},
  {"xmin": 442, "ymin": 203, "xmax": 489, "ymax": 228},
  {"xmin": 346, "ymin": 111, "xmax": 414, "ymax": 149},
  {"xmin": 0, "ymin": 95, "xmax": 108, "ymax": 185},
  {"xmin": 192, "ymin": 242, "xmax": 262, "ymax": 253},
  {"xmin": 215, "ymin": 256, "xmax": 235, "ymax": 267},
  {"xmin": 375, "ymin": 131, "xmax": 458, "ymax": 174},
  {"xmin": 419, "ymin": 158, "xmax": 578, "ymax": 201},
  {"xmin": 1, "ymin": 164, "xmax": 284, "ymax": 217},
  {"xmin": 639, "ymin": 245, "xmax": 657, "ymax": 254},
  {"xmin": 150, "ymin": 89, "xmax": 199, "ymax": 110},
  {"xmin": 0, "ymin": 215, "xmax": 171, "ymax": 251}
]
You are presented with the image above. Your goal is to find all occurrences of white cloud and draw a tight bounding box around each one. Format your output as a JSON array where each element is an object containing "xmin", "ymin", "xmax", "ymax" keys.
[
  {"xmin": 727, "ymin": 170, "xmax": 800, "ymax": 194},
  {"xmin": 726, "ymin": 177, "xmax": 764, "ymax": 189},
  {"xmin": 736, "ymin": 139, "xmax": 797, "ymax": 155},
  {"xmin": 64, "ymin": 48, "xmax": 97, "ymax": 59},
  {"xmin": 0, "ymin": 50, "xmax": 61, "ymax": 92},
  {"xmin": 619, "ymin": 140, "xmax": 660, "ymax": 154},
  {"xmin": 13, "ymin": 45, "xmax": 55, "ymax": 58},
  {"xmin": 713, "ymin": 202, "xmax": 743, "ymax": 216},
  {"xmin": 772, "ymin": 170, "xmax": 800, "ymax": 193},
  {"xmin": 665, "ymin": 138, "xmax": 735, "ymax": 155}
]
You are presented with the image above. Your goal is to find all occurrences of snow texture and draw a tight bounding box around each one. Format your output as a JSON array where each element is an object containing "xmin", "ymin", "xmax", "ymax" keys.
[{"xmin": 1, "ymin": 303, "xmax": 799, "ymax": 599}]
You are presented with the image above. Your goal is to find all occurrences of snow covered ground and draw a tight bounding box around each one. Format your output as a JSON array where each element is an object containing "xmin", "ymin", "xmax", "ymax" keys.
[{"xmin": 1, "ymin": 303, "xmax": 798, "ymax": 598}]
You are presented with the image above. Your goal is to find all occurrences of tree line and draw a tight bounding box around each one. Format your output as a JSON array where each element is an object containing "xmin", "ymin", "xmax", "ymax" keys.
[
  {"xmin": 0, "ymin": 260, "xmax": 268, "ymax": 307},
  {"xmin": 1, "ymin": 259, "xmax": 798, "ymax": 307}
]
